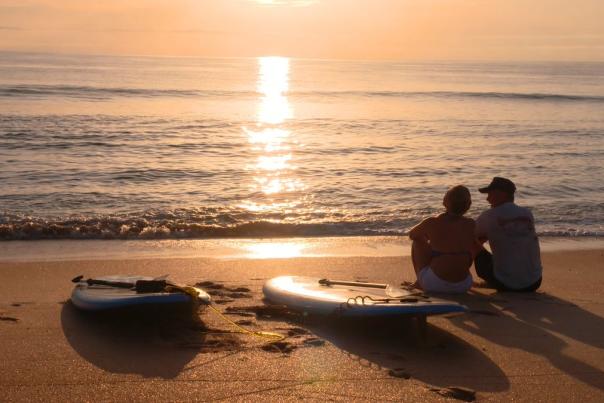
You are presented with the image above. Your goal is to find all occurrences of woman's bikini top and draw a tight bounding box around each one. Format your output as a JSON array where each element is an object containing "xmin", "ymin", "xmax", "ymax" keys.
[{"xmin": 431, "ymin": 249, "xmax": 472, "ymax": 260}]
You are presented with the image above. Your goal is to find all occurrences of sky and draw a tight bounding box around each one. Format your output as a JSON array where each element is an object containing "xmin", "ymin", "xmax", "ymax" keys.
[{"xmin": 1, "ymin": 0, "xmax": 603, "ymax": 61}]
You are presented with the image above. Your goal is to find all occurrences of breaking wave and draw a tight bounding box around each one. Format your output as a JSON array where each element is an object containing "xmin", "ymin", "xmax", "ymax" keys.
[
  {"xmin": 0, "ymin": 213, "xmax": 601, "ymax": 240},
  {"xmin": 0, "ymin": 214, "xmax": 402, "ymax": 240}
]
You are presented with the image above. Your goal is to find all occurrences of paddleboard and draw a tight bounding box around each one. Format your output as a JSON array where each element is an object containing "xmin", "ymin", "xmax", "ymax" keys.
[
  {"xmin": 71, "ymin": 275, "xmax": 210, "ymax": 311},
  {"xmin": 263, "ymin": 276, "xmax": 466, "ymax": 317}
]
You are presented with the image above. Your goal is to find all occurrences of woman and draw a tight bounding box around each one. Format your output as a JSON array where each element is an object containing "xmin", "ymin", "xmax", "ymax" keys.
[{"xmin": 408, "ymin": 185, "xmax": 477, "ymax": 293}]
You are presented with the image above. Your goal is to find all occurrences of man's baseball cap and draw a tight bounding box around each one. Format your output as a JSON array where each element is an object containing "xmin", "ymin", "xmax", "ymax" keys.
[{"xmin": 479, "ymin": 177, "xmax": 516, "ymax": 194}]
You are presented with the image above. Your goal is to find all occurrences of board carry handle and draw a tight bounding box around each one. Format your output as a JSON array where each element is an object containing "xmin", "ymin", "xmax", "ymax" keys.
[{"xmin": 318, "ymin": 278, "xmax": 388, "ymax": 289}]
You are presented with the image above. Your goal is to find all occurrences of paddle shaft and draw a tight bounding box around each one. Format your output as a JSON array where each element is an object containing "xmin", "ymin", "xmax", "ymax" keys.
[
  {"xmin": 87, "ymin": 279, "xmax": 136, "ymax": 288},
  {"xmin": 318, "ymin": 278, "xmax": 388, "ymax": 289}
]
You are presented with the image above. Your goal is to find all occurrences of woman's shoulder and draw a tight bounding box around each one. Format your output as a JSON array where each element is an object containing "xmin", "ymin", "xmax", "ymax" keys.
[
  {"xmin": 433, "ymin": 213, "xmax": 448, "ymax": 220},
  {"xmin": 461, "ymin": 216, "xmax": 476, "ymax": 228},
  {"xmin": 421, "ymin": 214, "xmax": 442, "ymax": 223},
  {"xmin": 442, "ymin": 214, "xmax": 476, "ymax": 229},
  {"xmin": 436, "ymin": 213, "xmax": 474, "ymax": 222},
  {"xmin": 463, "ymin": 216, "xmax": 476, "ymax": 224}
]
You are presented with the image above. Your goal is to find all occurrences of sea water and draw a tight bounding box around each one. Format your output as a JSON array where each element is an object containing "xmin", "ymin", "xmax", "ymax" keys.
[{"xmin": 1, "ymin": 52, "xmax": 603, "ymax": 240}]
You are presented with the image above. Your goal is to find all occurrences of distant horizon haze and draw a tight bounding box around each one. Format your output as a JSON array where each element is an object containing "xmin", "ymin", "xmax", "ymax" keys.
[{"xmin": 1, "ymin": 0, "xmax": 603, "ymax": 62}]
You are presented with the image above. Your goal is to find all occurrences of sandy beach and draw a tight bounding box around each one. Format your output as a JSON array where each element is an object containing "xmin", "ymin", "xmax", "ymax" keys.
[
  {"xmin": 1, "ymin": 239, "xmax": 603, "ymax": 402},
  {"xmin": 3, "ymin": 2, "xmax": 604, "ymax": 401}
]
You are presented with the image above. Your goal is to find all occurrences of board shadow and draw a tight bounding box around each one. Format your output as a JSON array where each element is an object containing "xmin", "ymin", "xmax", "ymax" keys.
[
  {"xmin": 61, "ymin": 301, "xmax": 208, "ymax": 379},
  {"xmin": 303, "ymin": 315, "xmax": 510, "ymax": 392}
]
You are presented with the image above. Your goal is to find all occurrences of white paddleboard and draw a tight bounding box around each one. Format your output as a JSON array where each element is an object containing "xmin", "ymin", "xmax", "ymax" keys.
[
  {"xmin": 263, "ymin": 276, "xmax": 466, "ymax": 317},
  {"xmin": 71, "ymin": 275, "xmax": 210, "ymax": 311}
]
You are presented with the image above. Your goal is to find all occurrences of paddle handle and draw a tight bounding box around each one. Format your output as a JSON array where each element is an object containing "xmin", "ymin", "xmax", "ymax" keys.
[{"xmin": 318, "ymin": 278, "xmax": 388, "ymax": 289}]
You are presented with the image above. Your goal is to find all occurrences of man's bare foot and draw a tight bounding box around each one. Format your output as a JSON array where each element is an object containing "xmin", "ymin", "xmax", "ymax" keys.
[{"xmin": 472, "ymin": 280, "xmax": 495, "ymax": 289}]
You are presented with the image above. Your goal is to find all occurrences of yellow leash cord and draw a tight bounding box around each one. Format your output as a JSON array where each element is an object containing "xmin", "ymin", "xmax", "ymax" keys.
[
  {"xmin": 165, "ymin": 282, "xmax": 284, "ymax": 342},
  {"xmin": 206, "ymin": 304, "xmax": 285, "ymax": 342},
  {"xmin": 165, "ymin": 284, "xmax": 201, "ymax": 298}
]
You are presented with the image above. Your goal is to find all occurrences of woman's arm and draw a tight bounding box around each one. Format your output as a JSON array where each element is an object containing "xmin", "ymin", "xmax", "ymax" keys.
[
  {"xmin": 467, "ymin": 218, "xmax": 483, "ymax": 258},
  {"xmin": 409, "ymin": 217, "xmax": 432, "ymax": 242}
]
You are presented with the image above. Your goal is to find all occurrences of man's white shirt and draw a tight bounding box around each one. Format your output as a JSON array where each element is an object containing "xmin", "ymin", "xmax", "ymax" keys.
[{"xmin": 476, "ymin": 202, "xmax": 542, "ymax": 289}]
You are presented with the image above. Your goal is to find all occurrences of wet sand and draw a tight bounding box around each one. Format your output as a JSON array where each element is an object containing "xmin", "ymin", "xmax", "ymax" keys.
[{"xmin": 1, "ymin": 245, "xmax": 604, "ymax": 402}]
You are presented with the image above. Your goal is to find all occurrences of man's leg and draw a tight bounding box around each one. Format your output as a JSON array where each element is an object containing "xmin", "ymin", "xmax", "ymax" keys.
[
  {"xmin": 515, "ymin": 277, "xmax": 542, "ymax": 292},
  {"xmin": 475, "ymin": 248, "xmax": 542, "ymax": 292},
  {"xmin": 473, "ymin": 248, "xmax": 506, "ymax": 289}
]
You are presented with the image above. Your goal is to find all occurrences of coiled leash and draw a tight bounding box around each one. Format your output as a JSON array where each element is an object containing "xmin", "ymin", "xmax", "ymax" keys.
[
  {"xmin": 345, "ymin": 294, "xmax": 426, "ymax": 306},
  {"xmin": 317, "ymin": 278, "xmax": 431, "ymax": 314}
]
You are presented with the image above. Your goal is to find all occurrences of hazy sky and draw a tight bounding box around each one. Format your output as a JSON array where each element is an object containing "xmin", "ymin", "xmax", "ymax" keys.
[{"xmin": 1, "ymin": 0, "xmax": 603, "ymax": 61}]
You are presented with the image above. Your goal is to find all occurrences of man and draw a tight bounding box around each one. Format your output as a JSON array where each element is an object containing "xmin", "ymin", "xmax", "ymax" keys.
[{"xmin": 474, "ymin": 177, "xmax": 542, "ymax": 292}]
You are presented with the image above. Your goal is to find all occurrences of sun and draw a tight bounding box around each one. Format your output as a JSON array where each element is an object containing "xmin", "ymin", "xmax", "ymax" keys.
[{"xmin": 252, "ymin": 0, "xmax": 318, "ymax": 6}]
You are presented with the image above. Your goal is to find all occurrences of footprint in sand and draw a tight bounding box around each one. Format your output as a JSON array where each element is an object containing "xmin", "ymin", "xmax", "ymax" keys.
[
  {"xmin": 235, "ymin": 319, "xmax": 255, "ymax": 326},
  {"xmin": 428, "ymin": 386, "xmax": 476, "ymax": 402},
  {"xmin": 214, "ymin": 298, "xmax": 235, "ymax": 305},
  {"xmin": 195, "ymin": 281, "xmax": 252, "ymax": 299},
  {"xmin": 388, "ymin": 368, "xmax": 411, "ymax": 379},
  {"xmin": 0, "ymin": 315, "xmax": 19, "ymax": 322},
  {"xmin": 261, "ymin": 341, "xmax": 297, "ymax": 354},
  {"xmin": 275, "ymin": 326, "xmax": 311, "ymax": 337},
  {"xmin": 302, "ymin": 337, "xmax": 325, "ymax": 347}
]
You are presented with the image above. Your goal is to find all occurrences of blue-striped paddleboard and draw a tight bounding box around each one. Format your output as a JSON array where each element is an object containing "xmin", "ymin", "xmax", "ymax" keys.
[{"xmin": 71, "ymin": 275, "xmax": 210, "ymax": 311}]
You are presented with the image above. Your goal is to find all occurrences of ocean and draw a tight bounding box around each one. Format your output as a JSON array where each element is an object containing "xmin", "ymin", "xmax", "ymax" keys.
[{"xmin": 1, "ymin": 52, "xmax": 603, "ymax": 240}]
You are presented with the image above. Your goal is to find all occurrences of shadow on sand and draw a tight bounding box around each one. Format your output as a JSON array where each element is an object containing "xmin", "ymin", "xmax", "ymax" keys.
[
  {"xmin": 61, "ymin": 301, "xmax": 235, "ymax": 379},
  {"xmin": 446, "ymin": 290, "xmax": 604, "ymax": 391},
  {"xmin": 301, "ymin": 315, "xmax": 510, "ymax": 393}
]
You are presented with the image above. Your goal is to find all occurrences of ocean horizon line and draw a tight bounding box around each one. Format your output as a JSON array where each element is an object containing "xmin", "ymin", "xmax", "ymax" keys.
[
  {"xmin": 3, "ymin": 84, "xmax": 603, "ymax": 103},
  {"xmin": 3, "ymin": 49, "xmax": 604, "ymax": 65}
]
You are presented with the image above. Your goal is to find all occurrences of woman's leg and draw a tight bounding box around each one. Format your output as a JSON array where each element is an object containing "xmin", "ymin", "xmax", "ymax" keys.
[{"xmin": 411, "ymin": 240, "xmax": 432, "ymax": 275}]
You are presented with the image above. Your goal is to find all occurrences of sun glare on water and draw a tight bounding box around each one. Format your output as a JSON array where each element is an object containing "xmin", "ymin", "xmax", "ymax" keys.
[
  {"xmin": 240, "ymin": 56, "xmax": 305, "ymax": 212},
  {"xmin": 257, "ymin": 57, "xmax": 291, "ymax": 124},
  {"xmin": 246, "ymin": 127, "xmax": 290, "ymax": 152}
]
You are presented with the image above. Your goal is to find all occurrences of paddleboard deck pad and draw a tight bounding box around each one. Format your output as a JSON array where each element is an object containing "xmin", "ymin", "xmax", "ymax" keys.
[
  {"xmin": 71, "ymin": 275, "xmax": 211, "ymax": 311},
  {"xmin": 263, "ymin": 276, "xmax": 466, "ymax": 317}
]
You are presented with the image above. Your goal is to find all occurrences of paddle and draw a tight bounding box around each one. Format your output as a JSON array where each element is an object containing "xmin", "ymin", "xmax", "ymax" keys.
[
  {"xmin": 318, "ymin": 278, "xmax": 387, "ymax": 289},
  {"xmin": 71, "ymin": 275, "xmax": 135, "ymax": 289},
  {"xmin": 318, "ymin": 278, "xmax": 425, "ymax": 298},
  {"xmin": 71, "ymin": 275, "xmax": 204, "ymax": 299}
]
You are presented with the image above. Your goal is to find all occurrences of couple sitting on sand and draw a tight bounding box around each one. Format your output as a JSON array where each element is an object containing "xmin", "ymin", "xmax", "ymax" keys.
[{"xmin": 409, "ymin": 177, "xmax": 543, "ymax": 294}]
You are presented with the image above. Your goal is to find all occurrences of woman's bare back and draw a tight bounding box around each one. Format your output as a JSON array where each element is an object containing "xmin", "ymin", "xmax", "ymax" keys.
[{"xmin": 422, "ymin": 213, "xmax": 476, "ymax": 282}]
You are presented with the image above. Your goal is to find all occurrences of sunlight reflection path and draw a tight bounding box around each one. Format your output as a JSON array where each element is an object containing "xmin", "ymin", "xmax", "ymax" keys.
[
  {"xmin": 258, "ymin": 57, "xmax": 291, "ymax": 125},
  {"xmin": 240, "ymin": 57, "xmax": 306, "ymax": 215}
]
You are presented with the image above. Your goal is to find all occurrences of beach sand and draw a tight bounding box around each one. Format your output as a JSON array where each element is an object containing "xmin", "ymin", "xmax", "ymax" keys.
[{"xmin": 1, "ymin": 241, "xmax": 603, "ymax": 402}]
